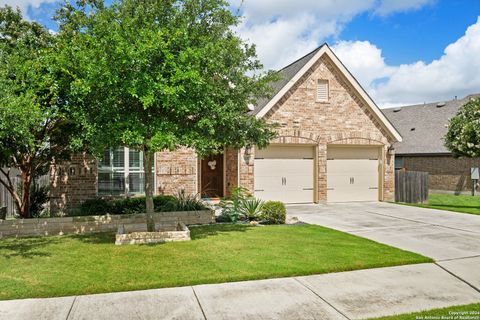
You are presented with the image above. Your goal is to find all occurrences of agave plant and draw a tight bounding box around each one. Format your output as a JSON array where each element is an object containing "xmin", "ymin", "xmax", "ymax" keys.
[{"xmin": 239, "ymin": 198, "xmax": 265, "ymax": 221}]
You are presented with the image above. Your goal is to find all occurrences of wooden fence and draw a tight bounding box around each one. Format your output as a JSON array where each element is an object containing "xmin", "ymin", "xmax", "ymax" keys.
[
  {"xmin": 395, "ymin": 170, "xmax": 429, "ymax": 204},
  {"xmin": 0, "ymin": 174, "xmax": 49, "ymax": 218}
]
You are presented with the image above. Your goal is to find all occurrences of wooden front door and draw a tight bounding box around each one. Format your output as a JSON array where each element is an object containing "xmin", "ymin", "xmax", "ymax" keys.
[{"xmin": 201, "ymin": 154, "xmax": 224, "ymax": 198}]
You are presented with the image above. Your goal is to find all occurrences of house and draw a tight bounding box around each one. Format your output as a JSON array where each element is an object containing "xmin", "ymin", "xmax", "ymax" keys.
[
  {"xmin": 383, "ymin": 94, "xmax": 480, "ymax": 194},
  {"xmin": 48, "ymin": 44, "xmax": 401, "ymax": 212}
]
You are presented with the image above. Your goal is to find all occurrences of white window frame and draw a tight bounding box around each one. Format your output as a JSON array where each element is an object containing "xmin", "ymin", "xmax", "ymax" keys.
[
  {"xmin": 317, "ymin": 79, "xmax": 329, "ymax": 102},
  {"xmin": 97, "ymin": 147, "xmax": 156, "ymax": 196}
]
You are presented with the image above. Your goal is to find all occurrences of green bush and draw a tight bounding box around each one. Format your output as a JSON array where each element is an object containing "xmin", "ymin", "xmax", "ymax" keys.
[
  {"xmin": 260, "ymin": 201, "xmax": 286, "ymax": 224},
  {"xmin": 77, "ymin": 194, "xmax": 206, "ymax": 216}
]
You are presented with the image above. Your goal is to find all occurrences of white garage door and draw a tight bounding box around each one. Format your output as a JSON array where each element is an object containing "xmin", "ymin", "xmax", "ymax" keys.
[
  {"xmin": 254, "ymin": 146, "xmax": 314, "ymax": 203},
  {"xmin": 327, "ymin": 146, "xmax": 380, "ymax": 202}
]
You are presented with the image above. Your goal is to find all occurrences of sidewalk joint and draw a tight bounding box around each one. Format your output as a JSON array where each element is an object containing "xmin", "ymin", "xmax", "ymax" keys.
[
  {"xmin": 293, "ymin": 278, "xmax": 351, "ymax": 320},
  {"xmin": 65, "ymin": 296, "xmax": 77, "ymax": 320},
  {"xmin": 434, "ymin": 262, "xmax": 480, "ymax": 294},
  {"xmin": 191, "ymin": 287, "xmax": 207, "ymax": 320}
]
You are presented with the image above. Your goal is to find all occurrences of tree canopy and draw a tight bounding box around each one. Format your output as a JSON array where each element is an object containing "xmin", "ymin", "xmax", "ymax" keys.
[
  {"xmin": 0, "ymin": 6, "xmax": 81, "ymax": 218},
  {"xmin": 56, "ymin": 0, "xmax": 278, "ymax": 230},
  {"xmin": 445, "ymin": 97, "xmax": 480, "ymax": 158}
]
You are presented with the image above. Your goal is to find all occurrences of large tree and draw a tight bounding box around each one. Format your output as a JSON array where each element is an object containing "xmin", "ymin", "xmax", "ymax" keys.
[
  {"xmin": 445, "ymin": 97, "xmax": 480, "ymax": 157},
  {"xmin": 57, "ymin": 0, "xmax": 277, "ymax": 231},
  {"xmin": 0, "ymin": 6, "xmax": 80, "ymax": 218}
]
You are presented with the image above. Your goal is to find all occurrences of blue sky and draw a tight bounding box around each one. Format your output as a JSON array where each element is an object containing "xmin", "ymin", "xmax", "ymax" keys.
[{"xmin": 4, "ymin": 0, "xmax": 480, "ymax": 107}]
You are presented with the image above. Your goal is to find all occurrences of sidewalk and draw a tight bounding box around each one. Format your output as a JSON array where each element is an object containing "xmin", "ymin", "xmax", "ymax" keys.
[{"xmin": 1, "ymin": 262, "xmax": 479, "ymax": 320}]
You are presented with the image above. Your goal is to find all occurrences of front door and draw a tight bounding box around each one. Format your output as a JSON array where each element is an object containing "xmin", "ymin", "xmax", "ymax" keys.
[{"xmin": 201, "ymin": 154, "xmax": 224, "ymax": 198}]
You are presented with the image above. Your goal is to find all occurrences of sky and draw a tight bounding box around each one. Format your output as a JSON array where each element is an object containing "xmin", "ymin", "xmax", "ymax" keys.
[{"xmin": 3, "ymin": 0, "xmax": 480, "ymax": 108}]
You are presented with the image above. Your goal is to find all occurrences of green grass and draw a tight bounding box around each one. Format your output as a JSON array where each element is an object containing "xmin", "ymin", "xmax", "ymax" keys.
[
  {"xmin": 370, "ymin": 303, "xmax": 480, "ymax": 319},
  {"xmin": 0, "ymin": 224, "xmax": 431, "ymax": 300},
  {"xmin": 399, "ymin": 193, "xmax": 480, "ymax": 215}
]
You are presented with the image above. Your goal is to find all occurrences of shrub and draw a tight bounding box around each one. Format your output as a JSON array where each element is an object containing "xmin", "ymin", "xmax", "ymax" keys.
[
  {"xmin": 162, "ymin": 191, "xmax": 208, "ymax": 212},
  {"xmin": 239, "ymin": 198, "xmax": 264, "ymax": 221},
  {"xmin": 29, "ymin": 185, "xmax": 50, "ymax": 218},
  {"xmin": 77, "ymin": 194, "xmax": 204, "ymax": 216},
  {"xmin": 260, "ymin": 201, "xmax": 286, "ymax": 224},
  {"xmin": 78, "ymin": 198, "xmax": 112, "ymax": 216},
  {"xmin": 218, "ymin": 186, "xmax": 251, "ymax": 222}
]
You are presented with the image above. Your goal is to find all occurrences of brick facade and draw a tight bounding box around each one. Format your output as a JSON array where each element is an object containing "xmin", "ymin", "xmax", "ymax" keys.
[
  {"xmin": 156, "ymin": 147, "xmax": 198, "ymax": 196},
  {"xmin": 238, "ymin": 55, "xmax": 396, "ymax": 202},
  {"xmin": 49, "ymin": 50, "xmax": 397, "ymax": 211},
  {"xmin": 50, "ymin": 152, "xmax": 97, "ymax": 212},
  {"xmin": 401, "ymin": 155, "xmax": 480, "ymax": 192}
]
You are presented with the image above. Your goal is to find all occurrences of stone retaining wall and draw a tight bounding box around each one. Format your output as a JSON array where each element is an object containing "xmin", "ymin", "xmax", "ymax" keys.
[{"xmin": 0, "ymin": 210, "xmax": 214, "ymax": 238}]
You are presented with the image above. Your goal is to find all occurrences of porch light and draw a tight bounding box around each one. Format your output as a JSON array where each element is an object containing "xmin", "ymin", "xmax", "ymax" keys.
[{"xmin": 388, "ymin": 146, "xmax": 395, "ymax": 155}]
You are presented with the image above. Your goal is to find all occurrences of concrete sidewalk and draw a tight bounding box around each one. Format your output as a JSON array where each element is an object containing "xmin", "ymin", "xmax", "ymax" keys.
[{"xmin": 1, "ymin": 263, "xmax": 479, "ymax": 320}]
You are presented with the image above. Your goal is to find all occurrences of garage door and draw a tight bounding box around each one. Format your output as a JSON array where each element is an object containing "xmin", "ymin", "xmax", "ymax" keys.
[
  {"xmin": 254, "ymin": 146, "xmax": 314, "ymax": 203},
  {"xmin": 327, "ymin": 146, "xmax": 380, "ymax": 202}
]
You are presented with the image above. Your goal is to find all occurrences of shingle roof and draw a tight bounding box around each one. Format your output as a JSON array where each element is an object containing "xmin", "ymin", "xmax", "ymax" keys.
[
  {"xmin": 383, "ymin": 94, "xmax": 480, "ymax": 155},
  {"xmin": 252, "ymin": 45, "xmax": 325, "ymax": 115}
]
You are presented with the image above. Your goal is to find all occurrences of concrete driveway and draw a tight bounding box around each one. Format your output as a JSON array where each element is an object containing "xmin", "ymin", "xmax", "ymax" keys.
[{"xmin": 288, "ymin": 202, "xmax": 480, "ymax": 291}]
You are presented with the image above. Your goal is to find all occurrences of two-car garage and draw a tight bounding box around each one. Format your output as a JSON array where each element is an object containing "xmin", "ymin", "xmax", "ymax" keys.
[{"xmin": 254, "ymin": 145, "xmax": 381, "ymax": 204}]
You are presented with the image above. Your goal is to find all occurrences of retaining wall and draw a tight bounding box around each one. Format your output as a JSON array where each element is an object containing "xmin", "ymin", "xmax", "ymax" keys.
[{"xmin": 0, "ymin": 210, "xmax": 214, "ymax": 238}]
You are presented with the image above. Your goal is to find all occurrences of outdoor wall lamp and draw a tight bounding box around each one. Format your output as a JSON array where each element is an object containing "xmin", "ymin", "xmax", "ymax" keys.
[{"xmin": 388, "ymin": 146, "xmax": 395, "ymax": 155}]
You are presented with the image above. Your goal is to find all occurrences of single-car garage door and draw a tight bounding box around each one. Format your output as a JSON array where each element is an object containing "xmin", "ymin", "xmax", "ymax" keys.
[
  {"xmin": 327, "ymin": 146, "xmax": 380, "ymax": 202},
  {"xmin": 254, "ymin": 146, "xmax": 314, "ymax": 203}
]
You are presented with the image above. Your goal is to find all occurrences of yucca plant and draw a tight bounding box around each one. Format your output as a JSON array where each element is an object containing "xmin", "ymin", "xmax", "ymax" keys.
[{"xmin": 239, "ymin": 198, "xmax": 265, "ymax": 221}]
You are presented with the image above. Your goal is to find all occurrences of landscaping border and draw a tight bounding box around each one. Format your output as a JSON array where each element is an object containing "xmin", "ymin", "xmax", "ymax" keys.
[{"xmin": 0, "ymin": 210, "xmax": 214, "ymax": 238}]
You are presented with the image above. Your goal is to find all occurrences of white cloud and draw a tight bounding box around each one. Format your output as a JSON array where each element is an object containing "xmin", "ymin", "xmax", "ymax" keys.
[
  {"xmin": 0, "ymin": 0, "xmax": 58, "ymax": 19},
  {"xmin": 230, "ymin": 0, "xmax": 434, "ymax": 70},
  {"xmin": 332, "ymin": 17, "xmax": 480, "ymax": 107}
]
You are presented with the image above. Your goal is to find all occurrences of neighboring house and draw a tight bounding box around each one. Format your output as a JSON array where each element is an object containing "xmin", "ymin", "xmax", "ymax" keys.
[
  {"xmin": 383, "ymin": 94, "xmax": 480, "ymax": 194},
  {"xmin": 49, "ymin": 44, "xmax": 401, "ymax": 212}
]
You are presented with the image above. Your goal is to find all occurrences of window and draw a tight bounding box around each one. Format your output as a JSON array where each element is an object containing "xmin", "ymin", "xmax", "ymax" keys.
[
  {"xmin": 317, "ymin": 80, "xmax": 329, "ymax": 102},
  {"xmin": 98, "ymin": 147, "xmax": 154, "ymax": 196}
]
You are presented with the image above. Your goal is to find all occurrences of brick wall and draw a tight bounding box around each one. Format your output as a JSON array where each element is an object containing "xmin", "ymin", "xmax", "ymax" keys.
[
  {"xmin": 402, "ymin": 155, "xmax": 480, "ymax": 192},
  {"xmin": 49, "ymin": 153, "xmax": 97, "ymax": 213},
  {"xmin": 238, "ymin": 55, "xmax": 396, "ymax": 202},
  {"xmin": 156, "ymin": 147, "xmax": 198, "ymax": 196}
]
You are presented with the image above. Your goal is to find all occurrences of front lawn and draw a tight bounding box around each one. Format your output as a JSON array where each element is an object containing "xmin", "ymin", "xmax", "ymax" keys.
[
  {"xmin": 369, "ymin": 303, "xmax": 480, "ymax": 319},
  {"xmin": 400, "ymin": 193, "xmax": 480, "ymax": 215},
  {"xmin": 0, "ymin": 224, "xmax": 431, "ymax": 300}
]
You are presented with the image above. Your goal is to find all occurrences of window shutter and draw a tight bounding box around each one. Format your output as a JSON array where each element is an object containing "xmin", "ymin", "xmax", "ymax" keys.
[{"xmin": 317, "ymin": 80, "xmax": 328, "ymax": 102}]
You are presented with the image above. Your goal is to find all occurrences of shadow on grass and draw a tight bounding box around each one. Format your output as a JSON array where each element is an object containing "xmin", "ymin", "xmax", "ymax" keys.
[
  {"xmin": 70, "ymin": 232, "xmax": 116, "ymax": 244},
  {"xmin": 0, "ymin": 236, "xmax": 60, "ymax": 259},
  {"xmin": 190, "ymin": 223, "xmax": 250, "ymax": 240}
]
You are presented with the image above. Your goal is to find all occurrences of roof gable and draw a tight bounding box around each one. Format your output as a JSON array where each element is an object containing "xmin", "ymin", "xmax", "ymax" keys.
[{"xmin": 254, "ymin": 44, "xmax": 402, "ymax": 143}]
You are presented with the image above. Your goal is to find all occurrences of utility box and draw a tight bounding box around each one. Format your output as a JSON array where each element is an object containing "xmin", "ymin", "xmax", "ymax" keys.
[{"xmin": 471, "ymin": 167, "xmax": 479, "ymax": 180}]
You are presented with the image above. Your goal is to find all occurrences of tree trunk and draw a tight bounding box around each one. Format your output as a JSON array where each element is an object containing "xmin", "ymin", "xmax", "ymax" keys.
[
  {"xmin": 143, "ymin": 149, "xmax": 155, "ymax": 232},
  {"xmin": 19, "ymin": 170, "xmax": 32, "ymax": 219}
]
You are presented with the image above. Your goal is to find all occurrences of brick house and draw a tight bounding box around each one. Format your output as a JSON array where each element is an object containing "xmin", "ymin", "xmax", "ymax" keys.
[
  {"xmin": 384, "ymin": 94, "xmax": 480, "ymax": 194},
  {"xmin": 49, "ymin": 44, "xmax": 402, "ymax": 211}
]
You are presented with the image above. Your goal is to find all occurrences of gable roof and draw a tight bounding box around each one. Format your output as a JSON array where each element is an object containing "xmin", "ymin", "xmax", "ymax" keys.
[
  {"xmin": 253, "ymin": 44, "xmax": 402, "ymax": 142},
  {"xmin": 383, "ymin": 94, "xmax": 480, "ymax": 155}
]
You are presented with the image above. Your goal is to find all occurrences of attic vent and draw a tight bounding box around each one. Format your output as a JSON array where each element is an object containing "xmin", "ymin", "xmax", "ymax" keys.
[
  {"xmin": 317, "ymin": 80, "xmax": 329, "ymax": 102},
  {"xmin": 436, "ymin": 102, "xmax": 446, "ymax": 108},
  {"xmin": 393, "ymin": 108, "xmax": 402, "ymax": 113},
  {"xmin": 410, "ymin": 128, "xmax": 416, "ymax": 131}
]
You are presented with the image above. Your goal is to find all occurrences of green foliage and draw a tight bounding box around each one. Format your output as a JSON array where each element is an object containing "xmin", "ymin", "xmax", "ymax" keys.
[
  {"xmin": 445, "ymin": 97, "xmax": 480, "ymax": 157},
  {"xmin": 239, "ymin": 198, "xmax": 265, "ymax": 221},
  {"xmin": 29, "ymin": 185, "xmax": 49, "ymax": 218},
  {"xmin": 163, "ymin": 191, "xmax": 208, "ymax": 212},
  {"xmin": 260, "ymin": 201, "xmax": 287, "ymax": 225},
  {"xmin": 0, "ymin": 6, "xmax": 82, "ymax": 218},
  {"xmin": 218, "ymin": 186, "xmax": 251, "ymax": 222},
  {"xmin": 78, "ymin": 194, "xmax": 206, "ymax": 216}
]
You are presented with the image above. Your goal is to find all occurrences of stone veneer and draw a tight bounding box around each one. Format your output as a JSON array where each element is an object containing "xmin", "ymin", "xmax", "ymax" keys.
[
  {"xmin": 156, "ymin": 147, "xmax": 198, "ymax": 196},
  {"xmin": 115, "ymin": 222, "xmax": 190, "ymax": 245},
  {"xmin": 238, "ymin": 55, "xmax": 395, "ymax": 202},
  {"xmin": 0, "ymin": 210, "xmax": 214, "ymax": 239},
  {"xmin": 402, "ymin": 155, "xmax": 480, "ymax": 193}
]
